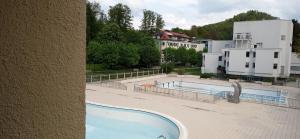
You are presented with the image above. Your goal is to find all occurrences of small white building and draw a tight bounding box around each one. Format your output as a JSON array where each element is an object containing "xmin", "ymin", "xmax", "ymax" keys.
[
  {"xmin": 202, "ymin": 20, "xmax": 294, "ymax": 78},
  {"xmin": 155, "ymin": 30, "xmax": 205, "ymax": 62}
]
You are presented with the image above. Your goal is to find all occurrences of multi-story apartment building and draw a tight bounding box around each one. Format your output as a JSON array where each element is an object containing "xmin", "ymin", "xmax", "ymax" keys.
[
  {"xmin": 202, "ymin": 20, "xmax": 294, "ymax": 78},
  {"xmin": 155, "ymin": 30, "xmax": 205, "ymax": 62}
]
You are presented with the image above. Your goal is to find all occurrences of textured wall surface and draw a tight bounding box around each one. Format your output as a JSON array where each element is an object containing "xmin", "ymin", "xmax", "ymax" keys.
[{"xmin": 0, "ymin": 0, "xmax": 85, "ymax": 138}]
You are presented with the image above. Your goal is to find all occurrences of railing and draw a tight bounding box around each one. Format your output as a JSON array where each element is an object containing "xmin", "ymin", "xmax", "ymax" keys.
[
  {"xmin": 86, "ymin": 69, "xmax": 163, "ymax": 83},
  {"xmin": 90, "ymin": 81, "xmax": 127, "ymax": 90},
  {"xmin": 133, "ymin": 84, "xmax": 222, "ymax": 103}
]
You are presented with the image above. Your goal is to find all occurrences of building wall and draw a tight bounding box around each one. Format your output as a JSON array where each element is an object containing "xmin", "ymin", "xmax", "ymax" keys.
[
  {"xmin": 160, "ymin": 40, "xmax": 205, "ymax": 52},
  {"xmin": 210, "ymin": 40, "xmax": 233, "ymax": 53},
  {"xmin": 0, "ymin": 1, "xmax": 85, "ymax": 138},
  {"xmin": 202, "ymin": 53, "xmax": 222, "ymax": 73},
  {"xmin": 291, "ymin": 53, "xmax": 300, "ymax": 74}
]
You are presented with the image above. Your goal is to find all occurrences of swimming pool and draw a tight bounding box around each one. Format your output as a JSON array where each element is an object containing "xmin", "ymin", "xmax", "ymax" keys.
[
  {"xmin": 158, "ymin": 81, "xmax": 287, "ymax": 104},
  {"xmin": 86, "ymin": 102, "xmax": 186, "ymax": 139}
]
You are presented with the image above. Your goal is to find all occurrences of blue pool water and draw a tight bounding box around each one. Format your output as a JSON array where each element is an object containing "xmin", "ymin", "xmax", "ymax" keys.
[
  {"xmin": 86, "ymin": 103, "xmax": 180, "ymax": 139},
  {"xmin": 159, "ymin": 81, "xmax": 287, "ymax": 104}
]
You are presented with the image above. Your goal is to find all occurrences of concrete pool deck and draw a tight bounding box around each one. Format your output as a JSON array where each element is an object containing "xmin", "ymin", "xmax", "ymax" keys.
[{"xmin": 86, "ymin": 75, "xmax": 300, "ymax": 139}]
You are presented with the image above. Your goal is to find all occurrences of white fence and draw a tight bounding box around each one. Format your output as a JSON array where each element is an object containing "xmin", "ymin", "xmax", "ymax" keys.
[
  {"xmin": 86, "ymin": 69, "xmax": 163, "ymax": 83},
  {"xmin": 133, "ymin": 84, "xmax": 222, "ymax": 103}
]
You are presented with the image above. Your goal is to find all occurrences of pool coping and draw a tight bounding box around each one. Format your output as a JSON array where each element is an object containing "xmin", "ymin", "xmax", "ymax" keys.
[{"xmin": 86, "ymin": 100, "xmax": 188, "ymax": 139}]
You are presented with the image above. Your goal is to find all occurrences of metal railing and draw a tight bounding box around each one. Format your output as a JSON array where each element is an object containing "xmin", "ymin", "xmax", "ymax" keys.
[
  {"xmin": 133, "ymin": 84, "xmax": 222, "ymax": 103},
  {"xmin": 86, "ymin": 69, "xmax": 163, "ymax": 83},
  {"xmin": 94, "ymin": 81, "xmax": 127, "ymax": 90}
]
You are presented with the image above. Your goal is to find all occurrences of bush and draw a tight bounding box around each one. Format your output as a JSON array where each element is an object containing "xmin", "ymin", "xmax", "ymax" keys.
[
  {"xmin": 200, "ymin": 73, "xmax": 216, "ymax": 78},
  {"xmin": 161, "ymin": 63, "xmax": 175, "ymax": 73},
  {"xmin": 175, "ymin": 69, "xmax": 185, "ymax": 75}
]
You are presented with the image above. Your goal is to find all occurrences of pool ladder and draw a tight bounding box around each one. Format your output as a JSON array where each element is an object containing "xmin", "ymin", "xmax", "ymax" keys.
[{"xmin": 158, "ymin": 134, "xmax": 166, "ymax": 139}]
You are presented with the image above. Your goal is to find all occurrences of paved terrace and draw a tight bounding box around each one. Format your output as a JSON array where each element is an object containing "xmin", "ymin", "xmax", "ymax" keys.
[{"xmin": 86, "ymin": 75, "xmax": 300, "ymax": 139}]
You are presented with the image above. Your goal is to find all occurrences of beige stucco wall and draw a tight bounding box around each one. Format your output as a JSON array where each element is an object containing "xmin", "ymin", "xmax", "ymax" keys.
[{"xmin": 0, "ymin": 1, "xmax": 85, "ymax": 138}]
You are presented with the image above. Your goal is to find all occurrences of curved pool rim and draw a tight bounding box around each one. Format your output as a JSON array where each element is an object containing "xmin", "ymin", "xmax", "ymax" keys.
[{"xmin": 86, "ymin": 101, "xmax": 188, "ymax": 139}]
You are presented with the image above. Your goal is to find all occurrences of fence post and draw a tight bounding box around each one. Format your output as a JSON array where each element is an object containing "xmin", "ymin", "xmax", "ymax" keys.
[
  {"xmin": 148, "ymin": 70, "xmax": 150, "ymax": 76},
  {"xmin": 100, "ymin": 75, "xmax": 102, "ymax": 82},
  {"xmin": 153, "ymin": 69, "xmax": 154, "ymax": 75},
  {"xmin": 131, "ymin": 72, "xmax": 133, "ymax": 78},
  {"xmin": 124, "ymin": 72, "xmax": 126, "ymax": 79},
  {"xmin": 137, "ymin": 71, "xmax": 138, "ymax": 78},
  {"xmin": 109, "ymin": 74, "xmax": 110, "ymax": 81},
  {"xmin": 116, "ymin": 73, "xmax": 119, "ymax": 80},
  {"xmin": 142, "ymin": 71, "xmax": 144, "ymax": 76}
]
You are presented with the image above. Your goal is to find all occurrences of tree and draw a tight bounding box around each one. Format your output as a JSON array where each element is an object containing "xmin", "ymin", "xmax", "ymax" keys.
[
  {"xmin": 96, "ymin": 23, "xmax": 124, "ymax": 43},
  {"xmin": 163, "ymin": 47, "xmax": 176, "ymax": 62},
  {"xmin": 119, "ymin": 43, "xmax": 140, "ymax": 68},
  {"xmin": 156, "ymin": 14, "xmax": 165, "ymax": 31},
  {"xmin": 187, "ymin": 48, "xmax": 198, "ymax": 65},
  {"xmin": 140, "ymin": 10, "xmax": 165, "ymax": 34},
  {"xmin": 138, "ymin": 45, "xmax": 161, "ymax": 68},
  {"xmin": 175, "ymin": 47, "xmax": 188, "ymax": 65},
  {"xmin": 86, "ymin": 41, "xmax": 101, "ymax": 64},
  {"xmin": 108, "ymin": 3, "xmax": 132, "ymax": 30},
  {"xmin": 94, "ymin": 43, "xmax": 120, "ymax": 69},
  {"xmin": 292, "ymin": 19, "xmax": 300, "ymax": 53},
  {"xmin": 86, "ymin": 2, "xmax": 106, "ymax": 44},
  {"xmin": 197, "ymin": 51, "xmax": 203, "ymax": 67}
]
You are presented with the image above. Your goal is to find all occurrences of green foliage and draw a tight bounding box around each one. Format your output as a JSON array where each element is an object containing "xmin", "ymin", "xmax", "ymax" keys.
[
  {"xmin": 292, "ymin": 19, "xmax": 300, "ymax": 53},
  {"xmin": 96, "ymin": 23, "xmax": 124, "ymax": 43},
  {"xmin": 119, "ymin": 43, "xmax": 140, "ymax": 68},
  {"xmin": 172, "ymin": 10, "xmax": 278, "ymax": 40},
  {"xmin": 197, "ymin": 51, "xmax": 203, "ymax": 67},
  {"xmin": 163, "ymin": 47, "xmax": 176, "ymax": 62},
  {"xmin": 140, "ymin": 10, "xmax": 165, "ymax": 34},
  {"xmin": 86, "ymin": 2, "xmax": 106, "ymax": 44},
  {"xmin": 108, "ymin": 3, "xmax": 132, "ymax": 30},
  {"xmin": 161, "ymin": 63, "xmax": 175, "ymax": 73},
  {"xmin": 200, "ymin": 73, "xmax": 216, "ymax": 78},
  {"xmin": 175, "ymin": 47, "xmax": 188, "ymax": 65},
  {"xmin": 139, "ymin": 45, "xmax": 161, "ymax": 68},
  {"xmin": 187, "ymin": 49, "xmax": 198, "ymax": 65},
  {"xmin": 95, "ymin": 43, "xmax": 120, "ymax": 69}
]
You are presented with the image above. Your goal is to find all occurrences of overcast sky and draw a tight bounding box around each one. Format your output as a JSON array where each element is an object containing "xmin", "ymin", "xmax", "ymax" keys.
[{"xmin": 89, "ymin": 0, "xmax": 299, "ymax": 29}]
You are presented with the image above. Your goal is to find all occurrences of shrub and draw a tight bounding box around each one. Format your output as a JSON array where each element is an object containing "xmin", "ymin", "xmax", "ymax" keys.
[
  {"xmin": 200, "ymin": 73, "xmax": 216, "ymax": 78},
  {"xmin": 161, "ymin": 63, "xmax": 174, "ymax": 73}
]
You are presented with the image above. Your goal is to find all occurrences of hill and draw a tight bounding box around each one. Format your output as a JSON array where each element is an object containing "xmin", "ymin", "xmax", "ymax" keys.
[{"xmin": 172, "ymin": 10, "xmax": 278, "ymax": 40}]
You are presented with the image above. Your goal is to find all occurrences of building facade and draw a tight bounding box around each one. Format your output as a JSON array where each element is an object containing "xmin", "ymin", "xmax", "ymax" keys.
[
  {"xmin": 155, "ymin": 30, "xmax": 205, "ymax": 62},
  {"xmin": 202, "ymin": 20, "xmax": 294, "ymax": 78}
]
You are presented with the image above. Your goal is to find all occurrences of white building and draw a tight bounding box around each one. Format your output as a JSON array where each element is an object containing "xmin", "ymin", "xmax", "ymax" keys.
[
  {"xmin": 291, "ymin": 53, "xmax": 300, "ymax": 75},
  {"xmin": 202, "ymin": 20, "xmax": 294, "ymax": 78},
  {"xmin": 155, "ymin": 30, "xmax": 205, "ymax": 62}
]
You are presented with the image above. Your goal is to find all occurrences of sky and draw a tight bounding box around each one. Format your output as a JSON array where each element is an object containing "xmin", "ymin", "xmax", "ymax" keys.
[{"xmin": 89, "ymin": 0, "xmax": 299, "ymax": 30}]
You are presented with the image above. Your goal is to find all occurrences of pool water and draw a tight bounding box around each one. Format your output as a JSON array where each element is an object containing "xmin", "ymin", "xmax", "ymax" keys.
[
  {"xmin": 159, "ymin": 81, "xmax": 286, "ymax": 104},
  {"xmin": 86, "ymin": 103, "xmax": 180, "ymax": 139}
]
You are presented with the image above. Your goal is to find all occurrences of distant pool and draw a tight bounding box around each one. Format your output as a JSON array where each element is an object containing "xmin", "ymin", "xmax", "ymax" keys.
[
  {"xmin": 86, "ymin": 103, "xmax": 182, "ymax": 139},
  {"xmin": 158, "ymin": 81, "xmax": 287, "ymax": 104}
]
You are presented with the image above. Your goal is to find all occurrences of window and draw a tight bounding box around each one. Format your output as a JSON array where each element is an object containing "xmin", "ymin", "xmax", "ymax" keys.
[
  {"xmin": 291, "ymin": 66, "xmax": 300, "ymax": 71},
  {"xmin": 246, "ymin": 51, "xmax": 250, "ymax": 57},
  {"xmin": 274, "ymin": 52, "xmax": 279, "ymax": 58},
  {"xmin": 253, "ymin": 52, "xmax": 256, "ymax": 58},
  {"xmin": 228, "ymin": 51, "xmax": 230, "ymax": 57},
  {"xmin": 245, "ymin": 62, "xmax": 249, "ymax": 68},
  {"xmin": 227, "ymin": 61, "xmax": 229, "ymax": 67},
  {"xmin": 162, "ymin": 42, "xmax": 165, "ymax": 46},
  {"xmin": 273, "ymin": 64, "xmax": 278, "ymax": 69},
  {"xmin": 218, "ymin": 56, "xmax": 222, "ymax": 61},
  {"xmin": 224, "ymin": 60, "xmax": 226, "ymax": 66},
  {"xmin": 281, "ymin": 35, "xmax": 286, "ymax": 40},
  {"xmin": 254, "ymin": 45, "xmax": 257, "ymax": 48},
  {"xmin": 252, "ymin": 63, "xmax": 255, "ymax": 68}
]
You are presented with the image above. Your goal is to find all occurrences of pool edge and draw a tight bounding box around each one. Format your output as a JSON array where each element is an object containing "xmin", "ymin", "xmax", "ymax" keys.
[{"xmin": 86, "ymin": 100, "xmax": 188, "ymax": 139}]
